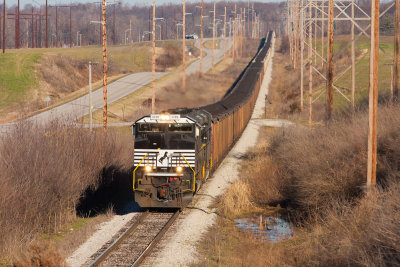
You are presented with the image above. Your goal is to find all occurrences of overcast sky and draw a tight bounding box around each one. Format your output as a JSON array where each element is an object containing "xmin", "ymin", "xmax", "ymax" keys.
[{"xmin": 11, "ymin": 0, "xmax": 283, "ymax": 9}]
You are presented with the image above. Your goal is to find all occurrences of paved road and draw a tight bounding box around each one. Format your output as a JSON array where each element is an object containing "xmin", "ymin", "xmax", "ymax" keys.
[{"xmin": 0, "ymin": 38, "xmax": 232, "ymax": 133}]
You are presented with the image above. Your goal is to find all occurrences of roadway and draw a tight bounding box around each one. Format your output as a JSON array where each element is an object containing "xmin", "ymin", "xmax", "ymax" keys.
[{"xmin": 0, "ymin": 38, "xmax": 232, "ymax": 133}]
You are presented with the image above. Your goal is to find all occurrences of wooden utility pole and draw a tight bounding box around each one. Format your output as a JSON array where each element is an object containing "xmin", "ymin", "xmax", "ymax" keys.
[
  {"xmin": 300, "ymin": 0, "xmax": 304, "ymax": 110},
  {"xmin": 16, "ymin": 0, "xmax": 19, "ymax": 49},
  {"xmin": 69, "ymin": 7, "xmax": 72, "ymax": 48},
  {"xmin": 200, "ymin": 0, "xmax": 203, "ymax": 75},
  {"xmin": 100, "ymin": 5, "xmax": 102, "ymax": 45},
  {"xmin": 240, "ymin": 8, "xmax": 243, "ymax": 57},
  {"xmin": 367, "ymin": 0, "xmax": 380, "ymax": 188},
  {"xmin": 395, "ymin": 0, "xmax": 399, "ymax": 101},
  {"xmin": 31, "ymin": 8, "xmax": 34, "ymax": 47},
  {"xmin": 309, "ymin": 2, "xmax": 313, "ymax": 130},
  {"xmin": 247, "ymin": 0, "xmax": 250, "ymax": 37},
  {"xmin": 89, "ymin": 61, "xmax": 93, "ymax": 132},
  {"xmin": 113, "ymin": 5, "xmax": 116, "ymax": 45},
  {"xmin": 102, "ymin": 0, "xmax": 108, "ymax": 132},
  {"xmin": 294, "ymin": 1, "xmax": 299, "ymax": 68},
  {"xmin": 326, "ymin": 0, "xmax": 334, "ymax": 120},
  {"xmin": 234, "ymin": 4, "xmax": 236, "ymax": 60},
  {"xmin": 152, "ymin": 0, "xmax": 156, "ymax": 112},
  {"xmin": 55, "ymin": 7, "xmax": 58, "ymax": 47},
  {"xmin": 2, "ymin": 0, "xmax": 5, "ymax": 53},
  {"xmin": 182, "ymin": 0, "xmax": 186, "ymax": 92},
  {"xmin": 45, "ymin": 0, "xmax": 48, "ymax": 48},
  {"xmin": 351, "ymin": 0, "xmax": 355, "ymax": 111},
  {"xmin": 223, "ymin": 6, "xmax": 226, "ymax": 60},
  {"xmin": 212, "ymin": 2, "xmax": 215, "ymax": 71}
]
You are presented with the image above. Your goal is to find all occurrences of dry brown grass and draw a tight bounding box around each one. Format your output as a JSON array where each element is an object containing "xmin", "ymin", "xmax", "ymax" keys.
[
  {"xmin": 14, "ymin": 242, "xmax": 66, "ymax": 267},
  {"xmin": 220, "ymin": 180, "xmax": 254, "ymax": 218},
  {"xmin": 0, "ymin": 121, "xmax": 133, "ymax": 263},
  {"xmin": 199, "ymin": 104, "xmax": 400, "ymax": 267}
]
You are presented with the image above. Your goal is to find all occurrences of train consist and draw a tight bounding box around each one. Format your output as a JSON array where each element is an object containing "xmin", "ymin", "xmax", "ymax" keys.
[{"xmin": 132, "ymin": 32, "xmax": 273, "ymax": 208}]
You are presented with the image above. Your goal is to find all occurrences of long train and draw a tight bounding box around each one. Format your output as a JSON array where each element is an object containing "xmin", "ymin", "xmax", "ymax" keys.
[{"xmin": 132, "ymin": 32, "xmax": 274, "ymax": 208}]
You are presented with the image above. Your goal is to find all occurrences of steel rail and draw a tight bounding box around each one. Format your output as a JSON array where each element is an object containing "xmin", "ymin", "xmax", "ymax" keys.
[
  {"xmin": 88, "ymin": 210, "xmax": 150, "ymax": 267},
  {"xmin": 131, "ymin": 210, "xmax": 180, "ymax": 267}
]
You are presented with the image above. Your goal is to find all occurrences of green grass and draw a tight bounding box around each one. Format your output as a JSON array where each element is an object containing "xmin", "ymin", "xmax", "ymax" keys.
[
  {"xmin": 309, "ymin": 35, "xmax": 395, "ymax": 112},
  {"xmin": 0, "ymin": 52, "xmax": 41, "ymax": 108}
]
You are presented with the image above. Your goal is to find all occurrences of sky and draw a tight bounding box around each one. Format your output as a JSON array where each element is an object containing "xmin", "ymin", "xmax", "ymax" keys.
[{"xmin": 12, "ymin": 0, "xmax": 283, "ymax": 9}]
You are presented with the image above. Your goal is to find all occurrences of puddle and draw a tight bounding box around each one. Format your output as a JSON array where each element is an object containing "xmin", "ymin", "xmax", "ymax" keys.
[{"xmin": 234, "ymin": 215, "xmax": 293, "ymax": 242}]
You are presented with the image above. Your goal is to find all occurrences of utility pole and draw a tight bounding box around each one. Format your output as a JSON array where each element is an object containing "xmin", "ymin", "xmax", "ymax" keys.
[
  {"xmin": 247, "ymin": 0, "xmax": 250, "ymax": 37},
  {"xmin": 102, "ymin": 0, "xmax": 108, "ymax": 132},
  {"xmin": 31, "ymin": 8, "xmax": 34, "ymax": 48},
  {"xmin": 395, "ymin": 0, "xmax": 399, "ymax": 101},
  {"xmin": 240, "ymin": 8, "xmax": 243, "ymax": 57},
  {"xmin": 233, "ymin": 4, "xmax": 236, "ymax": 60},
  {"xmin": 113, "ymin": 4, "xmax": 116, "ymax": 45},
  {"xmin": 99, "ymin": 4, "xmax": 102, "ymax": 45},
  {"xmin": 2, "ymin": 0, "xmax": 5, "ymax": 53},
  {"xmin": 308, "ymin": 1, "xmax": 313, "ymax": 130},
  {"xmin": 367, "ymin": 0, "xmax": 380, "ymax": 188},
  {"xmin": 16, "ymin": 0, "xmax": 19, "ymax": 49},
  {"xmin": 351, "ymin": 0, "xmax": 355, "ymax": 111},
  {"xmin": 45, "ymin": 0, "xmax": 48, "ymax": 48},
  {"xmin": 224, "ymin": 6, "xmax": 226, "ymax": 61},
  {"xmin": 89, "ymin": 61, "xmax": 93, "ymax": 132},
  {"xmin": 152, "ymin": 0, "xmax": 156, "ymax": 113},
  {"xmin": 212, "ymin": 2, "xmax": 215, "ymax": 71},
  {"xmin": 130, "ymin": 19, "xmax": 132, "ymax": 44},
  {"xmin": 69, "ymin": 6, "xmax": 72, "ymax": 48},
  {"xmin": 326, "ymin": 0, "xmax": 334, "ymax": 120},
  {"xmin": 300, "ymin": 0, "xmax": 304, "ymax": 110},
  {"xmin": 38, "ymin": 12, "xmax": 42, "ymax": 47},
  {"xmin": 200, "ymin": 0, "xmax": 203, "ymax": 75},
  {"xmin": 182, "ymin": 0, "xmax": 186, "ymax": 92},
  {"xmin": 56, "ymin": 7, "xmax": 58, "ymax": 47}
]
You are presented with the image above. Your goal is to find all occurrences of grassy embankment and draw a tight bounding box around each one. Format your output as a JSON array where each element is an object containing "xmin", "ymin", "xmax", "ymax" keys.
[
  {"xmin": 197, "ymin": 36, "xmax": 400, "ymax": 266},
  {"xmin": 0, "ymin": 40, "xmax": 187, "ymax": 122}
]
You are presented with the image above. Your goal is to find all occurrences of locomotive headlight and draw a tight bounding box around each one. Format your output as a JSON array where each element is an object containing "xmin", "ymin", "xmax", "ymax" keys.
[
  {"xmin": 144, "ymin": 165, "xmax": 152, "ymax": 172},
  {"xmin": 160, "ymin": 114, "xmax": 170, "ymax": 121},
  {"xmin": 176, "ymin": 166, "xmax": 183, "ymax": 173}
]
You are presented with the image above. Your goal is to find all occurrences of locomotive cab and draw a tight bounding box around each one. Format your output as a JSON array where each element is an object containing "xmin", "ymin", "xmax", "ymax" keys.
[{"xmin": 133, "ymin": 110, "xmax": 212, "ymax": 208}]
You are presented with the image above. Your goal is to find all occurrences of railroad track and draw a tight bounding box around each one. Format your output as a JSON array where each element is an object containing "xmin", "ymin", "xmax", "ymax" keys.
[{"xmin": 87, "ymin": 210, "xmax": 180, "ymax": 267}]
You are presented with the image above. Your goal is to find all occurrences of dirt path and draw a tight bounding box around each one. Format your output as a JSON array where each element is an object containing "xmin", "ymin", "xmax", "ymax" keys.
[{"xmin": 140, "ymin": 35, "xmax": 276, "ymax": 267}]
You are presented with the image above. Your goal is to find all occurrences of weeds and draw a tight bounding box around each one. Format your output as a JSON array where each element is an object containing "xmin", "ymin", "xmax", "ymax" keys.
[{"xmin": 0, "ymin": 121, "xmax": 133, "ymax": 262}]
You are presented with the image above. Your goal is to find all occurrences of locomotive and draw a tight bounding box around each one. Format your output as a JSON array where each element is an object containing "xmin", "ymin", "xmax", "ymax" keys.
[
  {"xmin": 132, "ymin": 32, "xmax": 273, "ymax": 208},
  {"xmin": 132, "ymin": 109, "xmax": 212, "ymax": 208}
]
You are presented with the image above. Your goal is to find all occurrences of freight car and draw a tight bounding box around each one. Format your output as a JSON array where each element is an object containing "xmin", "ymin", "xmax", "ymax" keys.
[{"xmin": 132, "ymin": 32, "xmax": 273, "ymax": 208}]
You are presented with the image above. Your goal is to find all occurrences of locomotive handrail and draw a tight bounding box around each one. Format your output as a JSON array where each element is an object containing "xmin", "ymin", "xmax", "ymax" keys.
[
  {"xmin": 180, "ymin": 153, "xmax": 196, "ymax": 192},
  {"xmin": 133, "ymin": 153, "xmax": 148, "ymax": 191}
]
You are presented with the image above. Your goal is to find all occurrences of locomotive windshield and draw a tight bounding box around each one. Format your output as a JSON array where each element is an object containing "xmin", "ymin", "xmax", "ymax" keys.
[{"xmin": 135, "ymin": 123, "xmax": 195, "ymax": 149}]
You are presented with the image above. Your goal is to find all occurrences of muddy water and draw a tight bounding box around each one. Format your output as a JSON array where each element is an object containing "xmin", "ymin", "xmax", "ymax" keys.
[{"xmin": 235, "ymin": 215, "xmax": 293, "ymax": 242}]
